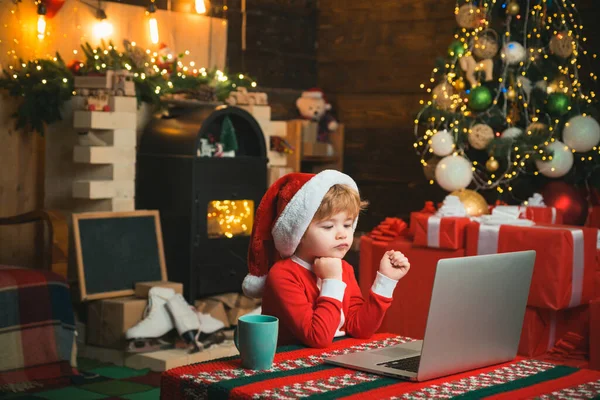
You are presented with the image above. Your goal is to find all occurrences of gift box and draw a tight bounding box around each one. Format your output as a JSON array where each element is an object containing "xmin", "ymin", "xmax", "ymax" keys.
[
  {"xmin": 410, "ymin": 212, "xmax": 470, "ymax": 250},
  {"xmin": 590, "ymin": 299, "xmax": 600, "ymax": 370},
  {"xmin": 360, "ymin": 234, "xmax": 465, "ymax": 339},
  {"xmin": 87, "ymin": 296, "xmax": 147, "ymax": 349},
  {"xmin": 518, "ymin": 304, "xmax": 589, "ymax": 358},
  {"xmin": 466, "ymin": 222, "xmax": 598, "ymax": 310},
  {"xmin": 522, "ymin": 206, "xmax": 563, "ymax": 224}
]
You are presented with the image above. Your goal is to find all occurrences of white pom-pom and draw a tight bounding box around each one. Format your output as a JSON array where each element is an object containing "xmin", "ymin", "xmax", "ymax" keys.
[{"xmin": 242, "ymin": 274, "xmax": 267, "ymax": 298}]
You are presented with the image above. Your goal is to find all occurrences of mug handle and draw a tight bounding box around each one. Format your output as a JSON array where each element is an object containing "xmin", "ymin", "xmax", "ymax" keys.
[{"xmin": 234, "ymin": 326, "xmax": 239, "ymax": 351}]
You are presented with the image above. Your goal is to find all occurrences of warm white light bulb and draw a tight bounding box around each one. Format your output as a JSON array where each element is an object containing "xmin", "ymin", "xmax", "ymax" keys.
[
  {"xmin": 195, "ymin": 0, "xmax": 206, "ymax": 14},
  {"xmin": 149, "ymin": 17, "xmax": 159, "ymax": 44},
  {"xmin": 93, "ymin": 20, "xmax": 113, "ymax": 39},
  {"xmin": 37, "ymin": 15, "xmax": 46, "ymax": 40}
]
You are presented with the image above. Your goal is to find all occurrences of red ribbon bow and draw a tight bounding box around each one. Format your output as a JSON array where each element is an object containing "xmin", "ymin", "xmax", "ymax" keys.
[
  {"xmin": 368, "ymin": 217, "xmax": 409, "ymax": 242},
  {"xmin": 420, "ymin": 201, "xmax": 436, "ymax": 214}
]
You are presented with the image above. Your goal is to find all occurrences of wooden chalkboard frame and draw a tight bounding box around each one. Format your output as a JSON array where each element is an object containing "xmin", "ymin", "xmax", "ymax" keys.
[{"xmin": 73, "ymin": 210, "xmax": 167, "ymax": 301}]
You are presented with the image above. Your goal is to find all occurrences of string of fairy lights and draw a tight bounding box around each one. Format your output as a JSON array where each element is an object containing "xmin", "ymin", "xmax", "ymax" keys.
[{"xmin": 414, "ymin": 0, "xmax": 599, "ymax": 196}]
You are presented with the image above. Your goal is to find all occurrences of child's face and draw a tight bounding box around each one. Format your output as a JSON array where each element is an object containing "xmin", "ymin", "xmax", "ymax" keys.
[{"xmin": 296, "ymin": 211, "xmax": 354, "ymax": 261}]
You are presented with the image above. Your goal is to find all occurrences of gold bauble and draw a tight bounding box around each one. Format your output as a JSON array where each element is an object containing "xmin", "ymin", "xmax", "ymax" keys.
[
  {"xmin": 506, "ymin": 1, "xmax": 520, "ymax": 15},
  {"xmin": 486, "ymin": 156, "xmax": 499, "ymax": 172},
  {"xmin": 450, "ymin": 189, "xmax": 491, "ymax": 217},
  {"xmin": 548, "ymin": 76, "xmax": 572, "ymax": 95},
  {"xmin": 423, "ymin": 157, "xmax": 442, "ymax": 181},
  {"xmin": 473, "ymin": 31, "xmax": 499, "ymax": 59},
  {"xmin": 432, "ymin": 82, "xmax": 455, "ymax": 110},
  {"xmin": 526, "ymin": 122, "xmax": 548, "ymax": 135},
  {"xmin": 549, "ymin": 32, "xmax": 574, "ymax": 58},
  {"xmin": 453, "ymin": 78, "xmax": 466, "ymax": 91},
  {"xmin": 456, "ymin": 4, "xmax": 481, "ymax": 29},
  {"xmin": 506, "ymin": 88, "xmax": 517, "ymax": 100},
  {"xmin": 468, "ymin": 123, "xmax": 495, "ymax": 150}
]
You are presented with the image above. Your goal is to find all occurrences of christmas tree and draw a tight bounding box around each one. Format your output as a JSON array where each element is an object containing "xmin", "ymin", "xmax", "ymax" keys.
[
  {"xmin": 220, "ymin": 116, "xmax": 239, "ymax": 152},
  {"xmin": 415, "ymin": 0, "xmax": 599, "ymax": 203}
]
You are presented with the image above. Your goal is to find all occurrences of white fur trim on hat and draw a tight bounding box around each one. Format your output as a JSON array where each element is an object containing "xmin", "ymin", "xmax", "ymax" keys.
[
  {"xmin": 302, "ymin": 91, "xmax": 323, "ymax": 99},
  {"xmin": 242, "ymin": 274, "xmax": 268, "ymax": 298},
  {"xmin": 272, "ymin": 170, "xmax": 359, "ymax": 258}
]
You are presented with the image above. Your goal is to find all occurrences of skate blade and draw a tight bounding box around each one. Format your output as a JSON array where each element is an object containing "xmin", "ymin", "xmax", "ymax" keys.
[{"xmin": 126, "ymin": 338, "xmax": 174, "ymax": 353}]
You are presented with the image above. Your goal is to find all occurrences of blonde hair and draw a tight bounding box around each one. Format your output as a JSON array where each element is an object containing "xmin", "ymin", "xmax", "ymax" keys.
[{"xmin": 313, "ymin": 184, "xmax": 368, "ymax": 222}]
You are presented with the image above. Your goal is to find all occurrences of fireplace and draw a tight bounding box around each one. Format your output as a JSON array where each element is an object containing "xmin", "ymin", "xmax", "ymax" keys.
[{"xmin": 136, "ymin": 104, "xmax": 267, "ymax": 301}]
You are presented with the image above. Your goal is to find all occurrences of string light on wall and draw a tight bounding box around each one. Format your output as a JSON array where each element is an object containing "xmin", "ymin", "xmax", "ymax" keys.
[
  {"xmin": 147, "ymin": 0, "xmax": 159, "ymax": 44},
  {"xmin": 195, "ymin": 0, "xmax": 206, "ymax": 14},
  {"xmin": 36, "ymin": 1, "xmax": 47, "ymax": 40},
  {"xmin": 80, "ymin": 0, "xmax": 113, "ymax": 40}
]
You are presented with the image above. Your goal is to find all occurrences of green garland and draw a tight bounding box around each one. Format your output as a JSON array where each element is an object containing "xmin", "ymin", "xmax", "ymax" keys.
[{"xmin": 0, "ymin": 41, "xmax": 257, "ymax": 135}]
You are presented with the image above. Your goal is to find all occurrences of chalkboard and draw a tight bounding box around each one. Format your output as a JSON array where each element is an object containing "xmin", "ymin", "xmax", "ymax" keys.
[{"xmin": 73, "ymin": 210, "xmax": 167, "ymax": 301}]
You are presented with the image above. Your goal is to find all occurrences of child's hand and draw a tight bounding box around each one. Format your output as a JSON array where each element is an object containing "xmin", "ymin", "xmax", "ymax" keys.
[
  {"xmin": 314, "ymin": 257, "xmax": 343, "ymax": 280},
  {"xmin": 379, "ymin": 250, "xmax": 410, "ymax": 281}
]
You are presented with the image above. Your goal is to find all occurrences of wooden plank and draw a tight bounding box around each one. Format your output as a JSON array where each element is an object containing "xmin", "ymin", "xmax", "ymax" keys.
[
  {"xmin": 318, "ymin": 58, "xmax": 444, "ymax": 95},
  {"xmin": 318, "ymin": 18, "xmax": 456, "ymax": 63},
  {"xmin": 238, "ymin": 51, "xmax": 317, "ymax": 90},
  {"xmin": 334, "ymin": 94, "xmax": 423, "ymax": 130},
  {"xmin": 319, "ymin": 0, "xmax": 455, "ymax": 22},
  {"xmin": 0, "ymin": 96, "xmax": 44, "ymax": 268}
]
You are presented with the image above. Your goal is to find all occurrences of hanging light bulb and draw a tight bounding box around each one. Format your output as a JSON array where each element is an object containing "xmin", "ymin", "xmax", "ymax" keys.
[
  {"xmin": 195, "ymin": 0, "xmax": 206, "ymax": 14},
  {"xmin": 92, "ymin": 8, "xmax": 113, "ymax": 39},
  {"xmin": 37, "ymin": 2, "xmax": 47, "ymax": 40},
  {"xmin": 147, "ymin": 3, "xmax": 159, "ymax": 44}
]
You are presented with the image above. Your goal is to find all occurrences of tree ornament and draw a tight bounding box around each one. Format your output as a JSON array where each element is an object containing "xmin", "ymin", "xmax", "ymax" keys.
[
  {"xmin": 526, "ymin": 122, "xmax": 547, "ymax": 135},
  {"xmin": 423, "ymin": 156, "xmax": 442, "ymax": 181},
  {"xmin": 473, "ymin": 30, "xmax": 499, "ymax": 59},
  {"xmin": 547, "ymin": 92, "xmax": 570, "ymax": 116},
  {"xmin": 506, "ymin": 1, "xmax": 520, "ymax": 15},
  {"xmin": 535, "ymin": 140, "xmax": 574, "ymax": 178},
  {"xmin": 501, "ymin": 127, "xmax": 523, "ymax": 139},
  {"xmin": 453, "ymin": 78, "xmax": 466, "ymax": 91},
  {"xmin": 506, "ymin": 88, "xmax": 517, "ymax": 100},
  {"xmin": 448, "ymin": 40, "xmax": 467, "ymax": 58},
  {"xmin": 456, "ymin": 4, "xmax": 481, "ymax": 29},
  {"xmin": 432, "ymin": 82, "xmax": 455, "ymax": 110},
  {"xmin": 562, "ymin": 115, "xmax": 600, "ymax": 152},
  {"xmin": 501, "ymin": 42, "xmax": 527, "ymax": 65},
  {"xmin": 430, "ymin": 129, "xmax": 455, "ymax": 156},
  {"xmin": 549, "ymin": 32, "xmax": 574, "ymax": 59},
  {"xmin": 468, "ymin": 86, "xmax": 492, "ymax": 111},
  {"xmin": 435, "ymin": 154, "xmax": 474, "ymax": 192},
  {"xmin": 486, "ymin": 156, "xmax": 499, "ymax": 172},
  {"xmin": 450, "ymin": 189, "xmax": 490, "ymax": 216},
  {"xmin": 67, "ymin": 59, "xmax": 83, "ymax": 75},
  {"xmin": 517, "ymin": 76, "xmax": 533, "ymax": 99},
  {"xmin": 459, "ymin": 55, "xmax": 494, "ymax": 87},
  {"xmin": 540, "ymin": 181, "xmax": 588, "ymax": 226},
  {"xmin": 548, "ymin": 75, "xmax": 572, "ymax": 95},
  {"xmin": 469, "ymin": 123, "xmax": 495, "ymax": 150}
]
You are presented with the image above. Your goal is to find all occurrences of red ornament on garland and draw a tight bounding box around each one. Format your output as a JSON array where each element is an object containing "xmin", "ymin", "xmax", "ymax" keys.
[
  {"xmin": 45, "ymin": 0, "xmax": 66, "ymax": 18},
  {"xmin": 540, "ymin": 181, "xmax": 589, "ymax": 226},
  {"xmin": 67, "ymin": 59, "xmax": 83, "ymax": 75}
]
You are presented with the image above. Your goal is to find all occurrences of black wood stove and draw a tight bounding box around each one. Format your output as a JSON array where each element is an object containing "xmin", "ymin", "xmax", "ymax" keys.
[{"xmin": 136, "ymin": 104, "xmax": 267, "ymax": 301}]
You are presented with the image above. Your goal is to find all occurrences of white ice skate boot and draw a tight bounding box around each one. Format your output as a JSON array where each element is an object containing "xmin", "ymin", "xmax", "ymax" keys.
[
  {"xmin": 125, "ymin": 287, "xmax": 176, "ymax": 352},
  {"xmin": 166, "ymin": 294, "xmax": 202, "ymax": 353}
]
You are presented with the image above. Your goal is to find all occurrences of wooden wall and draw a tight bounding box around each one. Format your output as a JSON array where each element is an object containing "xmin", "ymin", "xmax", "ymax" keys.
[{"xmin": 318, "ymin": 0, "xmax": 600, "ymax": 231}]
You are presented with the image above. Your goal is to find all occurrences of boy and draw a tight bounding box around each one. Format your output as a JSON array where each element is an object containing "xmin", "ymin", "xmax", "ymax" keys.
[{"xmin": 242, "ymin": 170, "xmax": 410, "ymax": 348}]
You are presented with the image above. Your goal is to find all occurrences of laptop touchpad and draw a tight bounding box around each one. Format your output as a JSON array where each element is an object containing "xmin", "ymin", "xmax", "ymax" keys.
[{"xmin": 371, "ymin": 347, "xmax": 420, "ymax": 358}]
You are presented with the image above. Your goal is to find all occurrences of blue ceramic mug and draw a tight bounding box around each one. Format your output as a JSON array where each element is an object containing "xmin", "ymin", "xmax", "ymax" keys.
[{"xmin": 234, "ymin": 314, "xmax": 279, "ymax": 370}]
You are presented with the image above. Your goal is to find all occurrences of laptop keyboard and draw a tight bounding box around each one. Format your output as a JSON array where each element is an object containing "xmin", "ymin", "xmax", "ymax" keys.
[{"xmin": 378, "ymin": 355, "xmax": 421, "ymax": 372}]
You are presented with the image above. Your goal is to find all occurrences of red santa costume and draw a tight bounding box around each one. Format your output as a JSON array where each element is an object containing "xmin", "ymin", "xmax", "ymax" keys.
[{"xmin": 242, "ymin": 170, "xmax": 398, "ymax": 348}]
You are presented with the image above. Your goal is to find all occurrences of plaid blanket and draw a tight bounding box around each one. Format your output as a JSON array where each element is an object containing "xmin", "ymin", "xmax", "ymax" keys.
[
  {"xmin": 0, "ymin": 265, "xmax": 76, "ymax": 392},
  {"xmin": 161, "ymin": 333, "xmax": 600, "ymax": 399}
]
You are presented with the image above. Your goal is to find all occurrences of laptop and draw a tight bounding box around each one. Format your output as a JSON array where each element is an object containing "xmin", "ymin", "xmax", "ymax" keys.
[{"xmin": 325, "ymin": 250, "xmax": 536, "ymax": 381}]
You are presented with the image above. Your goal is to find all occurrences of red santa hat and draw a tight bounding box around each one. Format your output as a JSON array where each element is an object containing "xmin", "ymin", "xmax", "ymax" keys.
[
  {"xmin": 300, "ymin": 88, "xmax": 332, "ymax": 110},
  {"xmin": 242, "ymin": 169, "xmax": 359, "ymax": 298}
]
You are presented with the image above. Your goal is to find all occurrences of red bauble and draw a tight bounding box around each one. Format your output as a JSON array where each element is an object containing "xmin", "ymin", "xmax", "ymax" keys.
[
  {"xmin": 67, "ymin": 59, "xmax": 83, "ymax": 75},
  {"xmin": 540, "ymin": 181, "xmax": 589, "ymax": 226},
  {"xmin": 45, "ymin": 0, "xmax": 66, "ymax": 18}
]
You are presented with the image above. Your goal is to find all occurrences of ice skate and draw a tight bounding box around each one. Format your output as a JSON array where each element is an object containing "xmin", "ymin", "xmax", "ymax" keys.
[
  {"xmin": 166, "ymin": 294, "xmax": 202, "ymax": 354},
  {"xmin": 125, "ymin": 287, "xmax": 176, "ymax": 353}
]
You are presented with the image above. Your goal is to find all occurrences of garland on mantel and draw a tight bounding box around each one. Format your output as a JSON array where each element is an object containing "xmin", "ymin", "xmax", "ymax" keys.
[{"xmin": 0, "ymin": 40, "xmax": 257, "ymax": 135}]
